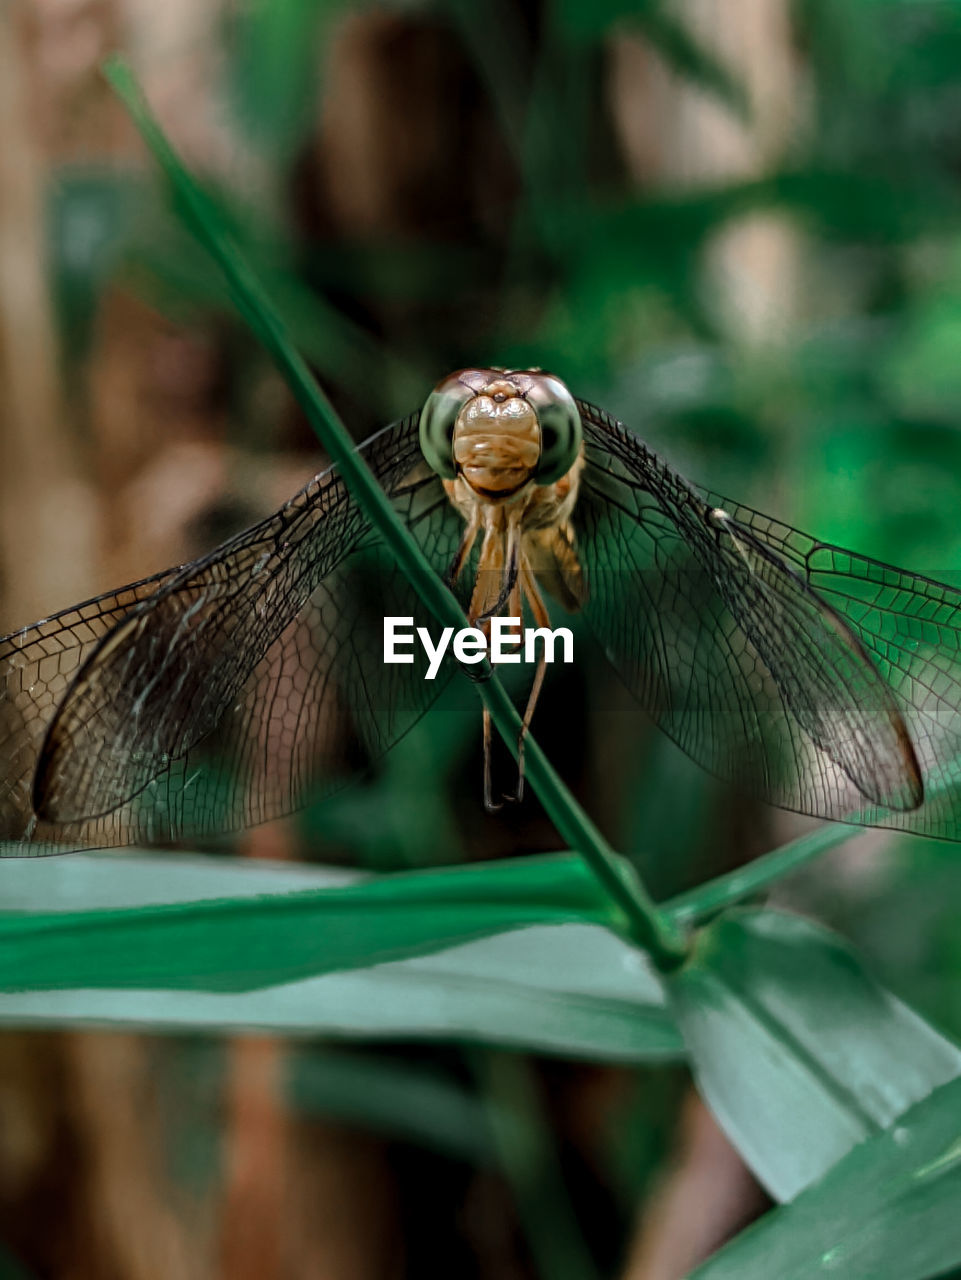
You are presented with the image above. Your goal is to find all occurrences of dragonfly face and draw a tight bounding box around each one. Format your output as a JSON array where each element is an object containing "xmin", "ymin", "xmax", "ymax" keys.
[
  {"xmin": 419, "ymin": 369, "xmax": 589, "ymax": 807},
  {"xmin": 419, "ymin": 367, "xmax": 583, "ymax": 494},
  {"xmin": 419, "ymin": 369, "xmax": 586, "ymax": 611},
  {"xmin": 4, "ymin": 368, "xmax": 961, "ymax": 856}
]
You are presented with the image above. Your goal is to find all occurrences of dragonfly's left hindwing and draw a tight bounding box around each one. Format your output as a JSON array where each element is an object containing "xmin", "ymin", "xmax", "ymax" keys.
[
  {"xmin": 685, "ymin": 504, "xmax": 921, "ymax": 811},
  {"xmin": 575, "ymin": 400, "xmax": 961, "ymax": 836}
]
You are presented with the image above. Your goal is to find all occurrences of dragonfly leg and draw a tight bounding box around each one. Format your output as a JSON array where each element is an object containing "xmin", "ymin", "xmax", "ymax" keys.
[
  {"xmin": 482, "ymin": 706, "xmax": 503, "ymax": 813},
  {"xmin": 468, "ymin": 517, "xmax": 506, "ymax": 622},
  {"xmin": 474, "ymin": 515, "xmax": 525, "ymax": 809},
  {"xmin": 473, "ymin": 590, "xmax": 502, "ymax": 811},
  {"xmin": 477, "ymin": 531, "xmax": 520, "ymax": 623},
  {"xmin": 446, "ymin": 512, "xmax": 481, "ymax": 588},
  {"xmin": 506, "ymin": 563, "xmax": 550, "ymax": 804}
]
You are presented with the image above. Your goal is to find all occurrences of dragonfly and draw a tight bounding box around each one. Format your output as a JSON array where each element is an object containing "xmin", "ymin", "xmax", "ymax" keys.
[{"xmin": 2, "ymin": 366, "xmax": 961, "ymax": 857}]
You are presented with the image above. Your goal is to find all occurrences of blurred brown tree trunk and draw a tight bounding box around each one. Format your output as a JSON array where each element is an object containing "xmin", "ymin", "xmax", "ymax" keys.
[
  {"xmin": 0, "ymin": 6, "xmax": 97, "ymax": 623},
  {"xmin": 621, "ymin": 1094, "xmax": 767, "ymax": 1280},
  {"xmin": 0, "ymin": 7, "xmax": 202, "ymax": 1279}
]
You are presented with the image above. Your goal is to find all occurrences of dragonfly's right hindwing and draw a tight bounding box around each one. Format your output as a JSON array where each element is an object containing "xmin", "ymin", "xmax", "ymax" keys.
[{"xmin": 0, "ymin": 416, "xmax": 464, "ymax": 855}]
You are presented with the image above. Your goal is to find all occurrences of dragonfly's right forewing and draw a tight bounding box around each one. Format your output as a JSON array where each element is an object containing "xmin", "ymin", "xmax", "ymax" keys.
[
  {"xmin": 0, "ymin": 415, "xmax": 464, "ymax": 856},
  {"xmin": 0, "ymin": 572, "xmax": 178, "ymax": 853}
]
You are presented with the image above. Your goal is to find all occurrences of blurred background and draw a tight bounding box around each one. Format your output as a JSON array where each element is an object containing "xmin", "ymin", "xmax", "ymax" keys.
[{"xmin": 3, "ymin": 0, "xmax": 961, "ymax": 1276}]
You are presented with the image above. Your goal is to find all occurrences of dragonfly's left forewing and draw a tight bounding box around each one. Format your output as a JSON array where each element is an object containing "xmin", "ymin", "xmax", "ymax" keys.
[
  {"xmin": 576, "ymin": 401, "xmax": 961, "ymax": 839},
  {"xmin": 702, "ymin": 491, "xmax": 961, "ymax": 837}
]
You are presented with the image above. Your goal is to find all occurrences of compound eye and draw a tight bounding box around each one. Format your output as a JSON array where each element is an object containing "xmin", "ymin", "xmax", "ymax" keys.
[
  {"xmin": 527, "ymin": 374, "xmax": 582, "ymax": 484},
  {"xmin": 419, "ymin": 373, "xmax": 474, "ymax": 480}
]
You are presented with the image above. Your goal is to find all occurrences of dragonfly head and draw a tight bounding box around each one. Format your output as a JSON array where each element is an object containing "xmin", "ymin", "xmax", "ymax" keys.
[{"xmin": 419, "ymin": 368, "xmax": 582, "ymax": 498}]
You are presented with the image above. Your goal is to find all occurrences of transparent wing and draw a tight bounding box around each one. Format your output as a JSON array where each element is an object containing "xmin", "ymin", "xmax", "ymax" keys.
[
  {"xmin": 0, "ymin": 415, "xmax": 464, "ymax": 855},
  {"xmin": 577, "ymin": 400, "xmax": 961, "ymax": 840},
  {"xmin": 10, "ymin": 395, "xmax": 961, "ymax": 856},
  {"xmin": 0, "ymin": 571, "xmax": 178, "ymax": 854}
]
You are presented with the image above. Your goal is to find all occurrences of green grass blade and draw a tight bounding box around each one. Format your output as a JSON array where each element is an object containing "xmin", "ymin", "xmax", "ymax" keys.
[
  {"xmin": 0, "ymin": 926, "xmax": 681, "ymax": 1060},
  {"xmin": 0, "ymin": 852, "xmax": 617, "ymax": 992},
  {"xmin": 664, "ymin": 823, "xmax": 861, "ymax": 925},
  {"xmin": 666, "ymin": 763, "xmax": 961, "ymax": 927},
  {"xmin": 101, "ymin": 53, "xmax": 686, "ymax": 968},
  {"xmin": 0, "ymin": 854, "xmax": 680, "ymax": 1060}
]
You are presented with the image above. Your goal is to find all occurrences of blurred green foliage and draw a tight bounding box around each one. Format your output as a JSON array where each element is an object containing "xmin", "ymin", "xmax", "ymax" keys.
[{"xmin": 27, "ymin": 0, "xmax": 961, "ymax": 1275}]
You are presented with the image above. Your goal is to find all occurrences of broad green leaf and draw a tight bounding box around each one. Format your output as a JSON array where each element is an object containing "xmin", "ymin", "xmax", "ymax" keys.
[
  {"xmin": 0, "ymin": 933, "xmax": 678, "ymax": 1061},
  {"xmin": 0, "ymin": 852, "xmax": 681, "ymax": 1061},
  {"xmin": 691, "ymin": 1074, "xmax": 961, "ymax": 1280},
  {"xmin": 667, "ymin": 909, "xmax": 961, "ymax": 1201},
  {"xmin": 0, "ymin": 850, "xmax": 360, "ymax": 910},
  {"xmin": 0, "ymin": 924, "xmax": 678, "ymax": 1060},
  {"xmin": 0, "ymin": 852, "xmax": 619, "ymax": 993}
]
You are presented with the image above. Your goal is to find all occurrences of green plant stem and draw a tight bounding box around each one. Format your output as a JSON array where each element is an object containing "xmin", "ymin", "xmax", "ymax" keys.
[
  {"xmin": 664, "ymin": 771, "xmax": 961, "ymax": 925},
  {"xmin": 103, "ymin": 55, "xmax": 687, "ymax": 970},
  {"xmin": 469, "ymin": 1049, "xmax": 601, "ymax": 1280},
  {"xmin": 664, "ymin": 821, "xmax": 860, "ymax": 925}
]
